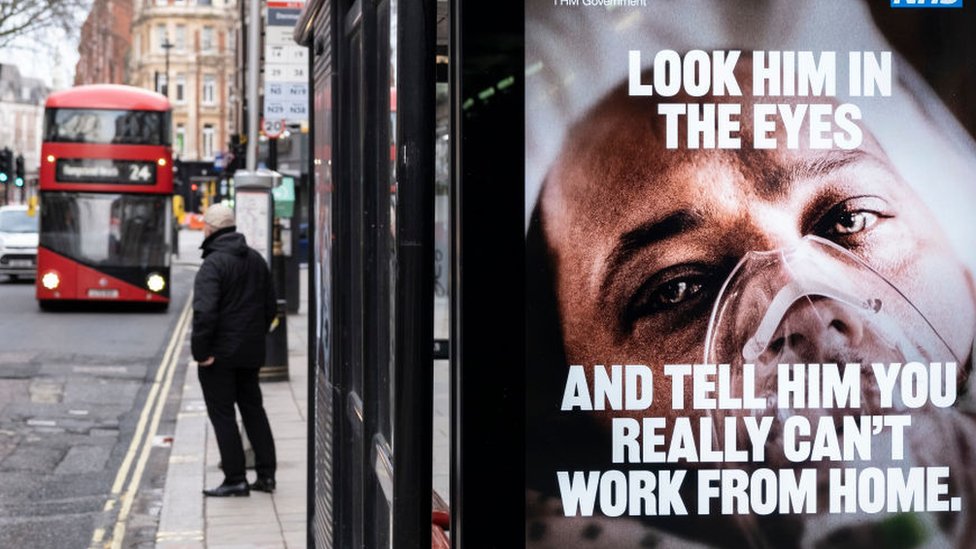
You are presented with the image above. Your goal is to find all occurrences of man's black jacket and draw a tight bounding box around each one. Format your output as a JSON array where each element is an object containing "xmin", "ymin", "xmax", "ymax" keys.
[{"xmin": 191, "ymin": 227, "xmax": 276, "ymax": 368}]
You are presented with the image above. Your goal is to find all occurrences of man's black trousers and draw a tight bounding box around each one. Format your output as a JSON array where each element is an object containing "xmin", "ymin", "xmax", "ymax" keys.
[{"xmin": 197, "ymin": 364, "xmax": 277, "ymax": 483}]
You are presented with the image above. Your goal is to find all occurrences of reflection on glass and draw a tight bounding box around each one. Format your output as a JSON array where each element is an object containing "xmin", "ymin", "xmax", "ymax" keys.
[
  {"xmin": 434, "ymin": 82, "xmax": 450, "ymax": 303},
  {"xmin": 40, "ymin": 192, "xmax": 169, "ymax": 267},
  {"xmin": 0, "ymin": 210, "xmax": 39, "ymax": 233},
  {"xmin": 45, "ymin": 109, "xmax": 171, "ymax": 145}
]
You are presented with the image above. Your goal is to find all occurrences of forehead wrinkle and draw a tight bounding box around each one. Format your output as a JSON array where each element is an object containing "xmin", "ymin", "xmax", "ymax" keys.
[{"xmin": 733, "ymin": 148, "xmax": 868, "ymax": 199}]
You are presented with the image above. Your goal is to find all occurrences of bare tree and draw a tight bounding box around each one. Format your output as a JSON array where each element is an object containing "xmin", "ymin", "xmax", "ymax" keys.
[{"xmin": 0, "ymin": 0, "xmax": 90, "ymax": 50}]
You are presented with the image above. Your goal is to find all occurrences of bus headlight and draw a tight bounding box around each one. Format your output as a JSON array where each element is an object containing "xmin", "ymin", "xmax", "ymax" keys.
[
  {"xmin": 146, "ymin": 273, "xmax": 166, "ymax": 293},
  {"xmin": 41, "ymin": 271, "xmax": 61, "ymax": 290}
]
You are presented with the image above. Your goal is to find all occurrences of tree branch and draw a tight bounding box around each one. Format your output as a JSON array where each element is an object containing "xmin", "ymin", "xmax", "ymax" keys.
[{"xmin": 0, "ymin": 0, "xmax": 89, "ymax": 50}]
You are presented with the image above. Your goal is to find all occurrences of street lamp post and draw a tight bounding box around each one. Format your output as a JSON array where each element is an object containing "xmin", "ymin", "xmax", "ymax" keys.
[
  {"xmin": 161, "ymin": 35, "xmax": 176, "ymax": 255},
  {"xmin": 161, "ymin": 36, "xmax": 174, "ymax": 97}
]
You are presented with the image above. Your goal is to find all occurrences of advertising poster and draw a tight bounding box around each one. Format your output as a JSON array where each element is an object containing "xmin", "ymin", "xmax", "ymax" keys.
[{"xmin": 525, "ymin": 1, "xmax": 976, "ymax": 547}]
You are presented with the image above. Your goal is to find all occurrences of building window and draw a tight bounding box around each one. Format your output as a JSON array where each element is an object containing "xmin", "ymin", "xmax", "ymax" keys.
[
  {"xmin": 201, "ymin": 26, "xmax": 214, "ymax": 52},
  {"xmin": 198, "ymin": 0, "xmax": 213, "ymax": 5},
  {"xmin": 175, "ymin": 74, "xmax": 186, "ymax": 103},
  {"xmin": 176, "ymin": 124, "xmax": 186, "ymax": 156},
  {"xmin": 202, "ymin": 124, "xmax": 215, "ymax": 160},
  {"xmin": 156, "ymin": 24, "xmax": 167, "ymax": 51},
  {"xmin": 202, "ymin": 75, "xmax": 216, "ymax": 105},
  {"xmin": 175, "ymin": 24, "xmax": 186, "ymax": 51},
  {"xmin": 156, "ymin": 73, "xmax": 168, "ymax": 95}
]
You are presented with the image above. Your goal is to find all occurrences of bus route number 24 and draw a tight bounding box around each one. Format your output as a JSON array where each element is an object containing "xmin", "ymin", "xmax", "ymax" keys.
[{"xmin": 128, "ymin": 163, "xmax": 152, "ymax": 182}]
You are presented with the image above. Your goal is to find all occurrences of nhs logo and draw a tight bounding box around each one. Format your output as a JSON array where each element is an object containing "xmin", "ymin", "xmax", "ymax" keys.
[{"xmin": 891, "ymin": 0, "xmax": 962, "ymax": 7}]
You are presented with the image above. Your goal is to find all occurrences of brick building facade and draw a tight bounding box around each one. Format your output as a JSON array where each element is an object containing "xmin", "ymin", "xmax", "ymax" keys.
[{"xmin": 74, "ymin": 0, "xmax": 135, "ymax": 86}]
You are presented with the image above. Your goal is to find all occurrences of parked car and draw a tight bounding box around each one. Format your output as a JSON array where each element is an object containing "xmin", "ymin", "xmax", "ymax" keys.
[{"xmin": 0, "ymin": 204, "xmax": 40, "ymax": 280}]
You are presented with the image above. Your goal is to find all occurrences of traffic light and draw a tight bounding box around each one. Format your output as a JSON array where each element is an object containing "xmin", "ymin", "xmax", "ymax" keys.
[
  {"xmin": 226, "ymin": 133, "xmax": 246, "ymax": 173},
  {"xmin": 14, "ymin": 154, "xmax": 24, "ymax": 187},
  {"xmin": 0, "ymin": 148, "xmax": 11, "ymax": 184}
]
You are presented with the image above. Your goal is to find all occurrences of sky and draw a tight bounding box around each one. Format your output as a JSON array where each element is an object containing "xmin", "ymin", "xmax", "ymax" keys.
[{"xmin": 0, "ymin": 14, "xmax": 84, "ymax": 90}]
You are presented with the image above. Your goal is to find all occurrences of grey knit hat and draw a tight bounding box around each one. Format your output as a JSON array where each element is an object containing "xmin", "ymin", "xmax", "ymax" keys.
[{"xmin": 203, "ymin": 203, "xmax": 235, "ymax": 230}]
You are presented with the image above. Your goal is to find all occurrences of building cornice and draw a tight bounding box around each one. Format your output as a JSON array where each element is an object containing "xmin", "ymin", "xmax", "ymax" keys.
[{"xmin": 132, "ymin": 5, "xmax": 236, "ymax": 27}]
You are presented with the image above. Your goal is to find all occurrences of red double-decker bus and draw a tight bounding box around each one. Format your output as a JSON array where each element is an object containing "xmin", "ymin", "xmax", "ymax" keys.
[{"xmin": 36, "ymin": 84, "xmax": 173, "ymax": 310}]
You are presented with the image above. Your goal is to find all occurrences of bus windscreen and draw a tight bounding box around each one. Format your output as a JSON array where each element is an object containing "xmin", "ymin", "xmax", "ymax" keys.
[
  {"xmin": 40, "ymin": 192, "xmax": 169, "ymax": 268},
  {"xmin": 44, "ymin": 108, "xmax": 171, "ymax": 146}
]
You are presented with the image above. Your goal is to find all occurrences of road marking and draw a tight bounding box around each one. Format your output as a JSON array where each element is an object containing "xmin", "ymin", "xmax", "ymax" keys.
[
  {"xmin": 156, "ymin": 530, "xmax": 204, "ymax": 541},
  {"xmin": 109, "ymin": 300, "xmax": 192, "ymax": 496},
  {"xmin": 108, "ymin": 296, "xmax": 193, "ymax": 549},
  {"xmin": 89, "ymin": 296, "xmax": 193, "ymax": 549},
  {"xmin": 167, "ymin": 454, "xmax": 200, "ymax": 464},
  {"xmin": 73, "ymin": 366, "xmax": 129, "ymax": 375}
]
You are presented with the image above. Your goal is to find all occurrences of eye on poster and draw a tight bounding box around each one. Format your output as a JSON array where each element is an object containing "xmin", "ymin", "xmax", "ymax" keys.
[{"xmin": 524, "ymin": 1, "xmax": 976, "ymax": 547}]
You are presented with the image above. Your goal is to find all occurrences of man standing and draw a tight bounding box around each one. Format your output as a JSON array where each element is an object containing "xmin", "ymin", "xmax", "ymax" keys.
[{"xmin": 192, "ymin": 203, "xmax": 278, "ymax": 497}]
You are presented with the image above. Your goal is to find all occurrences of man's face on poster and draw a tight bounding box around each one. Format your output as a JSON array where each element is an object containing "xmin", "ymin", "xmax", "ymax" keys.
[{"xmin": 538, "ymin": 83, "xmax": 976, "ymax": 438}]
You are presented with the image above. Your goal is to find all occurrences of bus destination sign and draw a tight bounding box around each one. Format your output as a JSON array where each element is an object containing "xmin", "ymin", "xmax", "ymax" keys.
[{"xmin": 56, "ymin": 158, "xmax": 157, "ymax": 185}]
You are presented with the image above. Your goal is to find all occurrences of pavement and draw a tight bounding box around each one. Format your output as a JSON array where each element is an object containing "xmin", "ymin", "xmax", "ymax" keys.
[{"xmin": 154, "ymin": 226, "xmax": 451, "ymax": 548}]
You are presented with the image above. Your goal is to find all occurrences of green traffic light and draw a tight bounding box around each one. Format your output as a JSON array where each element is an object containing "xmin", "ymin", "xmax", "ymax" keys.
[
  {"xmin": 14, "ymin": 177, "xmax": 23, "ymax": 187},
  {"xmin": 0, "ymin": 173, "xmax": 7, "ymax": 183}
]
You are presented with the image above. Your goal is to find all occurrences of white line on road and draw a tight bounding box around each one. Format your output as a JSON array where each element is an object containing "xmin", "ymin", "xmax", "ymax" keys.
[{"xmin": 89, "ymin": 295, "xmax": 193, "ymax": 549}]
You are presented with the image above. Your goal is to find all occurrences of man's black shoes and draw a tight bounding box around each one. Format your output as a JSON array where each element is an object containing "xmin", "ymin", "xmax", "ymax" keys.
[
  {"xmin": 203, "ymin": 481, "xmax": 250, "ymax": 497},
  {"xmin": 250, "ymin": 477, "xmax": 276, "ymax": 493},
  {"xmin": 200, "ymin": 478, "xmax": 274, "ymax": 497}
]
